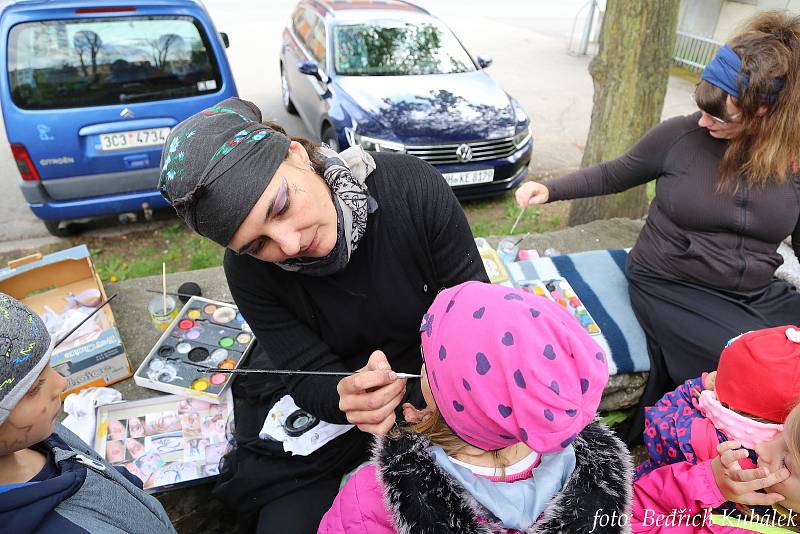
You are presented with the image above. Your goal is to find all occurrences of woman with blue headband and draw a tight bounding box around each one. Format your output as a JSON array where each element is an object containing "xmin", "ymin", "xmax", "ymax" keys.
[{"xmin": 516, "ymin": 11, "xmax": 800, "ymax": 446}]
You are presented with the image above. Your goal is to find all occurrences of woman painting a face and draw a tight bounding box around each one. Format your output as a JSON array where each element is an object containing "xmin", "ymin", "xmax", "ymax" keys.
[{"xmin": 158, "ymin": 98, "xmax": 487, "ymax": 533}]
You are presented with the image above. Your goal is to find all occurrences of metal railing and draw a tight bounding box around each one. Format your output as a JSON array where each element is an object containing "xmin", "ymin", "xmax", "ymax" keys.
[{"xmin": 673, "ymin": 31, "xmax": 723, "ymax": 72}]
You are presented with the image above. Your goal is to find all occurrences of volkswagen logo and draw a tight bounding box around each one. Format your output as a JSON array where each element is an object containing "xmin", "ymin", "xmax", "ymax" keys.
[
  {"xmin": 120, "ymin": 108, "xmax": 135, "ymax": 119},
  {"xmin": 455, "ymin": 143, "xmax": 473, "ymax": 163}
]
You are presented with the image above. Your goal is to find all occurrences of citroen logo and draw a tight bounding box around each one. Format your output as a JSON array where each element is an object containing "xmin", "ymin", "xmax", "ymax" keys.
[
  {"xmin": 455, "ymin": 143, "xmax": 473, "ymax": 163},
  {"xmin": 120, "ymin": 108, "xmax": 135, "ymax": 119}
]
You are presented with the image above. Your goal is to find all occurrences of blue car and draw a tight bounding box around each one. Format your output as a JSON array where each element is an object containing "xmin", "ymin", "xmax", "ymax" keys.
[
  {"xmin": 0, "ymin": 0, "xmax": 237, "ymax": 236},
  {"xmin": 280, "ymin": 0, "xmax": 532, "ymax": 200}
]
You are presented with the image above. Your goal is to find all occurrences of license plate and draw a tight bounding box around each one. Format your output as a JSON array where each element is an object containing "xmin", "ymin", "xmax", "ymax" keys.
[
  {"xmin": 99, "ymin": 127, "xmax": 170, "ymax": 151},
  {"xmin": 443, "ymin": 169, "xmax": 494, "ymax": 187}
]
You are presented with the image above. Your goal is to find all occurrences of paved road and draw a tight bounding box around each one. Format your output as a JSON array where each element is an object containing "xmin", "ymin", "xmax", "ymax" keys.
[{"xmin": 0, "ymin": 0, "xmax": 695, "ymax": 244}]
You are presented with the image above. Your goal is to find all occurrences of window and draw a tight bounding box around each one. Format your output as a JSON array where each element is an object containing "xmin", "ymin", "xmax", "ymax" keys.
[
  {"xmin": 307, "ymin": 17, "xmax": 327, "ymax": 64},
  {"xmin": 333, "ymin": 21, "xmax": 474, "ymax": 76},
  {"xmin": 8, "ymin": 16, "xmax": 221, "ymax": 109}
]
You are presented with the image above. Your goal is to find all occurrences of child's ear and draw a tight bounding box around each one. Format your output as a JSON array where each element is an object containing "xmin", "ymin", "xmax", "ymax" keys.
[{"xmin": 402, "ymin": 403, "xmax": 433, "ymax": 424}]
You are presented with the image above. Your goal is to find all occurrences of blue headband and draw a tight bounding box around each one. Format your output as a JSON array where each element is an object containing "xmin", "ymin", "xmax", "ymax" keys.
[{"xmin": 702, "ymin": 45, "xmax": 783, "ymax": 102}]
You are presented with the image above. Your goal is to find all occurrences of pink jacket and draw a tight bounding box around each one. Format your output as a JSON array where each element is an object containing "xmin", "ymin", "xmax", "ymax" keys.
[
  {"xmin": 632, "ymin": 460, "xmax": 795, "ymax": 533},
  {"xmin": 319, "ymin": 464, "xmax": 395, "ymax": 534},
  {"xmin": 320, "ymin": 424, "xmax": 632, "ymax": 534}
]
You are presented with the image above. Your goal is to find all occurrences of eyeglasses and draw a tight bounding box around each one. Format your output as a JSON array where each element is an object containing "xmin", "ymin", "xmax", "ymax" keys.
[{"xmin": 689, "ymin": 92, "xmax": 741, "ymax": 124}]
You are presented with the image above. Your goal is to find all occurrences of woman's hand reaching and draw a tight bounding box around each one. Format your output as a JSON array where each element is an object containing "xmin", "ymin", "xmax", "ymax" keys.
[{"xmin": 515, "ymin": 181, "xmax": 550, "ymax": 209}]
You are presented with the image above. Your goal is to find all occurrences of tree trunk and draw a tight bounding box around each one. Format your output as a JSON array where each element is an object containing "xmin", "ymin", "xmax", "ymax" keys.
[{"xmin": 568, "ymin": 0, "xmax": 680, "ymax": 226}]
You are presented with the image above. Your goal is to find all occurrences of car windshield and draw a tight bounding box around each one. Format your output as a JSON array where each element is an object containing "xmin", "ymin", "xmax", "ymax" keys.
[
  {"xmin": 333, "ymin": 21, "xmax": 475, "ymax": 76},
  {"xmin": 7, "ymin": 16, "xmax": 221, "ymax": 110}
]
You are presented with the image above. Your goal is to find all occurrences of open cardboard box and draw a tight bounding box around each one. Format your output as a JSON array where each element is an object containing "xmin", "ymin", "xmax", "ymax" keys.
[{"xmin": 0, "ymin": 245, "xmax": 132, "ymax": 396}]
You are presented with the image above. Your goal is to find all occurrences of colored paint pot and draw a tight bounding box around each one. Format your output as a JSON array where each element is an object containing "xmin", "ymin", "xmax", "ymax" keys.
[
  {"xmin": 176, "ymin": 342, "xmax": 192, "ymax": 354},
  {"xmin": 178, "ymin": 319, "xmax": 194, "ymax": 330},
  {"xmin": 204, "ymin": 304, "xmax": 218, "ymax": 315},
  {"xmin": 219, "ymin": 359, "xmax": 236, "ymax": 369},
  {"xmin": 210, "ymin": 349, "xmax": 228, "ymax": 364},
  {"xmin": 218, "ymin": 337, "xmax": 234, "ymax": 348},
  {"xmin": 191, "ymin": 378, "xmax": 210, "ymax": 391},
  {"xmin": 210, "ymin": 373, "xmax": 227, "ymax": 385},
  {"xmin": 212, "ymin": 307, "xmax": 237, "ymax": 324},
  {"xmin": 187, "ymin": 309, "xmax": 202, "ymax": 320},
  {"xmin": 188, "ymin": 347, "xmax": 210, "ymax": 362},
  {"xmin": 236, "ymin": 333, "xmax": 252, "ymax": 345},
  {"xmin": 157, "ymin": 345, "xmax": 174, "ymax": 358},
  {"xmin": 185, "ymin": 328, "xmax": 202, "ymax": 341}
]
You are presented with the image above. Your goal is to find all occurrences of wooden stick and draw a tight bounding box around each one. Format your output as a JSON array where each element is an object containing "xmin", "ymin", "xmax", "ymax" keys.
[{"xmin": 162, "ymin": 262, "xmax": 167, "ymax": 316}]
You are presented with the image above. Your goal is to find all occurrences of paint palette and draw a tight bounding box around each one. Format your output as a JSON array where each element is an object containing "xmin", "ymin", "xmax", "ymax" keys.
[
  {"xmin": 518, "ymin": 278, "xmax": 602, "ymax": 336},
  {"xmin": 94, "ymin": 392, "xmax": 233, "ymax": 493},
  {"xmin": 134, "ymin": 296, "xmax": 254, "ymax": 402}
]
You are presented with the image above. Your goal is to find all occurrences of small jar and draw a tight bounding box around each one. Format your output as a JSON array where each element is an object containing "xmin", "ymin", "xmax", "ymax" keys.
[{"xmin": 148, "ymin": 295, "xmax": 178, "ymax": 331}]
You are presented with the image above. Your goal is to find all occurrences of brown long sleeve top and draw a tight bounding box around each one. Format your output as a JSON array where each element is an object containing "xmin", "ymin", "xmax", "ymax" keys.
[{"xmin": 543, "ymin": 112, "xmax": 800, "ymax": 292}]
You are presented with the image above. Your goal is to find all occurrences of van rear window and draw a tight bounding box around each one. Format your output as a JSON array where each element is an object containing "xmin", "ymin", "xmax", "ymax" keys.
[{"xmin": 8, "ymin": 16, "xmax": 222, "ymax": 110}]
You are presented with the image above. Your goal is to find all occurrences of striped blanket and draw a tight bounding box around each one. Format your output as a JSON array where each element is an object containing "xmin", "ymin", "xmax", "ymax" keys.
[{"xmin": 504, "ymin": 249, "xmax": 649, "ymax": 375}]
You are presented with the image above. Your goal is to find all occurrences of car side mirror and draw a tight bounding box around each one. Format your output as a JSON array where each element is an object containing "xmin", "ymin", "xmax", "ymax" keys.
[
  {"xmin": 220, "ymin": 32, "xmax": 230, "ymax": 48},
  {"xmin": 298, "ymin": 60, "xmax": 323, "ymax": 81},
  {"xmin": 477, "ymin": 55, "xmax": 493, "ymax": 69}
]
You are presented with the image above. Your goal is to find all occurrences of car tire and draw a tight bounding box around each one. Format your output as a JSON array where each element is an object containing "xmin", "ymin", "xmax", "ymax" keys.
[
  {"xmin": 280, "ymin": 65, "xmax": 298, "ymax": 115},
  {"xmin": 43, "ymin": 220, "xmax": 78, "ymax": 237},
  {"xmin": 322, "ymin": 125, "xmax": 339, "ymax": 151}
]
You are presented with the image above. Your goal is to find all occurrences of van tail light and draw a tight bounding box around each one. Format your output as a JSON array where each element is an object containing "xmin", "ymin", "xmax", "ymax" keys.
[{"xmin": 10, "ymin": 144, "xmax": 40, "ymax": 181}]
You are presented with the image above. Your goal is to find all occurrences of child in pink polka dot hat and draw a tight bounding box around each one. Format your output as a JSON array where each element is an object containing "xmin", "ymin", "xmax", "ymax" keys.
[{"xmin": 319, "ymin": 282, "xmax": 632, "ymax": 534}]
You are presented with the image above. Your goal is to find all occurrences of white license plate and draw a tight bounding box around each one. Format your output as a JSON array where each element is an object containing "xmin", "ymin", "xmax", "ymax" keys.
[
  {"xmin": 443, "ymin": 169, "xmax": 494, "ymax": 187},
  {"xmin": 99, "ymin": 127, "xmax": 170, "ymax": 151}
]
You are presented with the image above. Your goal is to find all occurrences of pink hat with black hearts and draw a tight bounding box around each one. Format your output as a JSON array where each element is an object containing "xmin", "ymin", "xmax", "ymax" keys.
[{"xmin": 419, "ymin": 281, "xmax": 609, "ymax": 453}]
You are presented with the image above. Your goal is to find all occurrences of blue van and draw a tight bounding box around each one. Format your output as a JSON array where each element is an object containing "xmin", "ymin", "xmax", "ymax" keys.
[{"xmin": 0, "ymin": 0, "xmax": 237, "ymax": 235}]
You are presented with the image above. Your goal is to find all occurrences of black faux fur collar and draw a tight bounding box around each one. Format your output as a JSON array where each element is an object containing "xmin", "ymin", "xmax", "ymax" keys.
[{"xmin": 373, "ymin": 422, "xmax": 632, "ymax": 534}]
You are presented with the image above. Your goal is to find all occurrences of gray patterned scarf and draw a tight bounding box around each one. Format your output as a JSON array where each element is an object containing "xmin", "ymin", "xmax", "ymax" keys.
[{"xmin": 276, "ymin": 145, "xmax": 377, "ymax": 276}]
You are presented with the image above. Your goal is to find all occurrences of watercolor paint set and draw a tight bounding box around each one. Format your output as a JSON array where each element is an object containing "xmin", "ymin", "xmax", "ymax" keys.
[
  {"xmin": 94, "ymin": 393, "xmax": 232, "ymax": 492},
  {"xmin": 134, "ymin": 296, "xmax": 255, "ymax": 402},
  {"xmin": 518, "ymin": 278, "xmax": 602, "ymax": 336}
]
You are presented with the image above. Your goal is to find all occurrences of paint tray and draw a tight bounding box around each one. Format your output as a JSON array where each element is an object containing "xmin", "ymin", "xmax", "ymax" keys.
[{"xmin": 134, "ymin": 296, "xmax": 254, "ymax": 402}]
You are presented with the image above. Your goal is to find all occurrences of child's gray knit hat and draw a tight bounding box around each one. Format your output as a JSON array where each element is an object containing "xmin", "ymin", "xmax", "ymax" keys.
[{"xmin": 0, "ymin": 293, "xmax": 52, "ymax": 425}]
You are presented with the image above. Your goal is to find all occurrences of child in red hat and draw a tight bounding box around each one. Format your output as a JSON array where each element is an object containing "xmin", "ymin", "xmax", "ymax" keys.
[
  {"xmin": 631, "ymin": 326, "xmax": 800, "ymax": 532},
  {"xmin": 632, "ymin": 400, "xmax": 799, "ymax": 532},
  {"xmin": 637, "ymin": 325, "xmax": 800, "ymax": 478}
]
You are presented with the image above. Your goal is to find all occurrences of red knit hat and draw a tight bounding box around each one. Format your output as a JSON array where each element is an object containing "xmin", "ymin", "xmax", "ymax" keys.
[{"xmin": 716, "ymin": 326, "xmax": 800, "ymax": 423}]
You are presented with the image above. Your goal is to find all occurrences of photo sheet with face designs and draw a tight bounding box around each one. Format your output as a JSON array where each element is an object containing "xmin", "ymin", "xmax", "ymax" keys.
[{"xmin": 94, "ymin": 391, "xmax": 232, "ymax": 492}]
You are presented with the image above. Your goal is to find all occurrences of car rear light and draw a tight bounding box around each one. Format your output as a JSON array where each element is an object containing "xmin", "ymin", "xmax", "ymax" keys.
[
  {"xmin": 10, "ymin": 144, "xmax": 40, "ymax": 181},
  {"xmin": 75, "ymin": 6, "xmax": 136, "ymax": 13}
]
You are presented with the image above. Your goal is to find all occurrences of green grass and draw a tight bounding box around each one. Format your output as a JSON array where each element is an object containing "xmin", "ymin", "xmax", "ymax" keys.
[
  {"xmin": 86, "ymin": 224, "xmax": 225, "ymax": 283},
  {"xmin": 461, "ymin": 191, "xmax": 565, "ymax": 237}
]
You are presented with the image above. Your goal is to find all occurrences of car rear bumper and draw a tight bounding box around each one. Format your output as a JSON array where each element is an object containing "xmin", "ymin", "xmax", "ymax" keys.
[{"xmin": 21, "ymin": 167, "xmax": 170, "ymax": 221}]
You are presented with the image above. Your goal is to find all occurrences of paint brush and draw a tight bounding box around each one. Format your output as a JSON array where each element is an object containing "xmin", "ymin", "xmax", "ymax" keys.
[
  {"xmin": 510, "ymin": 206, "xmax": 526, "ymax": 234},
  {"xmin": 198, "ymin": 367, "xmax": 421, "ymax": 379},
  {"xmin": 53, "ymin": 294, "xmax": 117, "ymax": 349},
  {"xmin": 511, "ymin": 232, "xmax": 531, "ymax": 248}
]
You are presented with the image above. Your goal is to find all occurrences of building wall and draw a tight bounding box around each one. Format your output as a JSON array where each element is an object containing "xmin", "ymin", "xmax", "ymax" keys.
[{"xmin": 680, "ymin": 0, "xmax": 800, "ymax": 41}]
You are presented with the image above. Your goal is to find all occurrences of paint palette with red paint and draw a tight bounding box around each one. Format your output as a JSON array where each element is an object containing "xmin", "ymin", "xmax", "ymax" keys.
[{"xmin": 134, "ymin": 296, "xmax": 255, "ymax": 402}]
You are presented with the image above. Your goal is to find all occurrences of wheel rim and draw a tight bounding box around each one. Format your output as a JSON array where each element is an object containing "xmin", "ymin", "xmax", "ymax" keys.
[
  {"xmin": 324, "ymin": 134, "xmax": 339, "ymax": 151},
  {"xmin": 281, "ymin": 69, "xmax": 290, "ymax": 108}
]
